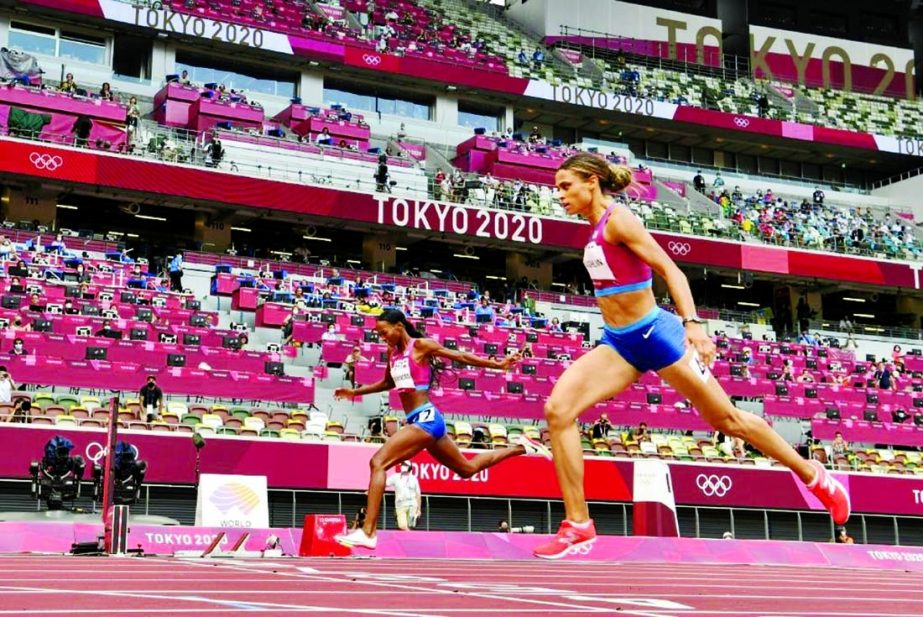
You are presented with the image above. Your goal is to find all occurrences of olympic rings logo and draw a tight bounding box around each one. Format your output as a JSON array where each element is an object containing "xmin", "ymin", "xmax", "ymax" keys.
[
  {"xmin": 85, "ymin": 441, "xmax": 139, "ymax": 465},
  {"xmin": 696, "ymin": 474, "xmax": 733, "ymax": 497},
  {"xmin": 29, "ymin": 152, "xmax": 64, "ymax": 171},
  {"xmin": 733, "ymin": 117, "xmax": 750, "ymax": 128},
  {"xmin": 362, "ymin": 54, "xmax": 382, "ymax": 66},
  {"xmin": 667, "ymin": 241, "xmax": 692, "ymax": 256},
  {"xmin": 85, "ymin": 442, "xmax": 107, "ymax": 464}
]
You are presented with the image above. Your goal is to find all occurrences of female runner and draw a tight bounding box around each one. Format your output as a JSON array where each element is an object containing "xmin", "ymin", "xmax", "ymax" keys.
[
  {"xmin": 334, "ymin": 309, "xmax": 550, "ymax": 549},
  {"xmin": 533, "ymin": 153, "xmax": 850, "ymax": 559}
]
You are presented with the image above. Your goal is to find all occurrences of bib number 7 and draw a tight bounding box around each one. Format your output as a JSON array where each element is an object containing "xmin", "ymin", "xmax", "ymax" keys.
[{"xmin": 416, "ymin": 408, "xmax": 435, "ymax": 423}]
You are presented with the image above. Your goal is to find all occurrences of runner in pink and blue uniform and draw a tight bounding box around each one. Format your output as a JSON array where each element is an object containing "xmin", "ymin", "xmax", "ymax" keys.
[
  {"xmin": 533, "ymin": 153, "xmax": 850, "ymax": 559},
  {"xmin": 334, "ymin": 309, "xmax": 549, "ymax": 549}
]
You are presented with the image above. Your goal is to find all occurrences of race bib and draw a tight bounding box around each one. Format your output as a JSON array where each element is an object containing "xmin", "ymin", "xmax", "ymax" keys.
[
  {"xmin": 583, "ymin": 241, "xmax": 617, "ymax": 281},
  {"xmin": 390, "ymin": 357, "xmax": 415, "ymax": 389}
]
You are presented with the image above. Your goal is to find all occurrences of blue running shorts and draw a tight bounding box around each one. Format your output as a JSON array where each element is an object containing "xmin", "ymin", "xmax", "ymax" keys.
[
  {"xmin": 600, "ymin": 306, "xmax": 687, "ymax": 373},
  {"xmin": 406, "ymin": 402, "xmax": 447, "ymax": 440}
]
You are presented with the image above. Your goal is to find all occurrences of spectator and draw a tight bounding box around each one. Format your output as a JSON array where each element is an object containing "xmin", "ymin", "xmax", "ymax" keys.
[
  {"xmin": 591, "ymin": 413, "xmax": 612, "ymax": 440},
  {"xmin": 549, "ymin": 317, "xmax": 563, "ymax": 333},
  {"xmin": 716, "ymin": 431, "xmax": 745, "ymax": 458},
  {"xmin": 205, "ymin": 135, "xmax": 224, "ymax": 168},
  {"xmin": 3, "ymin": 399, "xmax": 30, "ymax": 424},
  {"xmin": 350, "ymin": 506, "xmax": 367, "ymax": 530},
  {"xmin": 517, "ymin": 49, "xmax": 528, "ymax": 66},
  {"xmin": 874, "ymin": 361, "xmax": 895, "ymax": 391},
  {"xmin": 813, "ymin": 187, "xmax": 825, "ymax": 205},
  {"xmin": 139, "ymin": 375, "xmax": 164, "ymax": 422},
  {"xmin": 58, "ymin": 73, "xmax": 77, "ymax": 94},
  {"xmin": 741, "ymin": 346, "xmax": 755, "ymax": 365},
  {"xmin": 386, "ymin": 460, "xmax": 421, "ymax": 531},
  {"xmin": 722, "ymin": 531, "xmax": 734, "ymax": 540},
  {"xmin": 797, "ymin": 369, "xmax": 815, "ymax": 384},
  {"xmin": 892, "ymin": 345, "xmax": 904, "ymax": 365},
  {"xmin": 168, "ymin": 253, "xmax": 183, "ymax": 292},
  {"xmin": 498, "ymin": 519, "xmax": 510, "ymax": 532},
  {"xmin": 632, "ymin": 421, "xmax": 649, "ymax": 442},
  {"xmin": 343, "ymin": 345, "xmax": 367, "ymax": 388},
  {"xmin": 532, "ymin": 48, "xmax": 545, "ymax": 69},
  {"xmin": 375, "ymin": 159, "xmax": 391, "ymax": 193},
  {"xmin": 98, "ymin": 82, "xmax": 114, "ymax": 102},
  {"xmin": 9, "ymin": 338, "xmax": 28, "ymax": 356},
  {"xmin": 844, "ymin": 333, "xmax": 858, "ymax": 350},
  {"xmin": 321, "ymin": 323, "xmax": 340, "ymax": 342},
  {"xmin": 315, "ymin": 127, "xmax": 332, "ymax": 145},
  {"xmin": 126, "ymin": 96, "xmax": 141, "ymax": 133},
  {"xmin": 831, "ymin": 432, "xmax": 848, "ymax": 456},
  {"xmin": 27, "ymin": 292, "xmax": 44, "ymax": 313},
  {"xmin": 474, "ymin": 297, "xmax": 495, "ymax": 322},
  {"xmin": 528, "ymin": 125, "xmax": 543, "ymax": 143},
  {"xmin": 713, "ymin": 172, "xmax": 725, "ymax": 188},
  {"xmin": 95, "ymin": 319, "xmax": 120, "ymax": 339},
  {"xmin": 838, "ymin": 316, "xmax": 854, "ymax": 333},
  {"xmin": 0, "ymin": 366, "xmax": 15, "ymax": 404},
  {"xmin": 835, "ymin": 528, "xmax": 855, "ymax": 544},
  {"xmin": 180, "ymin": 69, "xmax": 191, "ymax": 86},
  {"xmin": 693, "ymin": 170, "xmax": 705, "ymax": 194},
  {"xmin": 757, "ymin": 93, "xmax": 770, "ymax": 118}
]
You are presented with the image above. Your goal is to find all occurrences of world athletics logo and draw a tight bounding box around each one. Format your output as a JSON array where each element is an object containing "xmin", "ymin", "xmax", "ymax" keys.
[{"xmin": 208, "ymin": 482, "xmax": 261, "ymax": 515}]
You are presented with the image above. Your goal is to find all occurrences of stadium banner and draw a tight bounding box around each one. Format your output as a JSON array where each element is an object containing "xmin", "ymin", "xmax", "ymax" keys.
[
  {"xmin": 533, "ymin": 0, "xmax": 724, "ymax": 67},
  {"xmin": 749, "ymin": 26, "xmax": 914, "ymax": 100},
  {"xmin": 1, "ymin": 138, "xmax": 920, "ymax": 290},
  {"xmin": 3, "ymin": 424, "xmax": 923, "ymax": 516},
  {"xmin": 194, "ymin": 473, "xmax": 270, "ymax": 528},
  {"xmin": 18, "ymin": 0, "xmax": 915, "ymax": 152}
]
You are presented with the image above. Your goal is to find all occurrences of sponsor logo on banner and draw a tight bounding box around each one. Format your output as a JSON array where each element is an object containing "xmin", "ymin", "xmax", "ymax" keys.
[
  {"xmin": 667, "ymin": 241, "xmax": 692, "ymax": 256},
  {"xmin": 29, "ymin": 153, "xmax": 63, "ymax": 171},
  {"xmin": 733, "ymin": 117, "xmax": 751, "ymax": 128},
  {"xmin": 696, "ymin": 474, "xmax": 733, "ymax": 497},
  {"xmin": 195, "ymin": 474, "xmax": 269, "ymax": 528}
]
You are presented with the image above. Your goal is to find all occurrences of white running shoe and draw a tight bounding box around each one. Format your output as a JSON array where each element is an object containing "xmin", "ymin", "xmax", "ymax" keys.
[
  {"xmin": 516, "ymin": 434, "xmax": 552, "ymax": 460},
  {"xmin": 335, "ymin": 528, "xmax": 377, "ymax": 550}
]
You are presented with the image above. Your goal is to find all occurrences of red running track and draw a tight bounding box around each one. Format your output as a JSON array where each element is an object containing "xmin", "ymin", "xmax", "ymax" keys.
[{"xmin": 0, "ymin": 554, "xmax": 921, "ymax": 616}]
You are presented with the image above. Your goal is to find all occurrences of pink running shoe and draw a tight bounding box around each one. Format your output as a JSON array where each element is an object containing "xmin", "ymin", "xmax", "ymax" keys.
[
  {"xmin": 533, "ymin": 520, "xmax": 597, "ymax": 560},
  {"xmin": 806, "ymin": 460, "xmax": 851, "ymax": 526}
]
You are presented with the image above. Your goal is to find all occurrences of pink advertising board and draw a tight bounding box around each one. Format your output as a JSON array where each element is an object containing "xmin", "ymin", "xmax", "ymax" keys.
[
  {"xmin": 3, "ymin": 521, "xmax": 923, "ymax": 571},
  {"xmin": 2, "ymin": 139, "xmax": 919, "ymax": 292},
  {"xmin": 4, "ymin": 425, "xmax": 921, "ymax": 515}
]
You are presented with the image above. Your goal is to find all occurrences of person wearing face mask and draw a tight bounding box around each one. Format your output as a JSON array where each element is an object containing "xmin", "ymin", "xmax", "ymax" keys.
[
  {"xmin": 139, "ymin": 375, "xmax": 164, "ymax": 422},
  {"xmin": 9, "ymin": 338, "xmax": 28, "ymax": 356},
  {"xmin": 321, "ymin": 323, "xmax": 339, "ymax": 342},
  {"xmin": 385, "ymin": 460, "xmax": 421, "ymax": 531},
  {"xmin": 63, "ymin": 300, "xmax": 79, "ymax": 315}
]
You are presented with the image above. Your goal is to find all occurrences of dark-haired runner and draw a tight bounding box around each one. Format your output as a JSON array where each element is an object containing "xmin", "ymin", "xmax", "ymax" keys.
[{"xmin": 335, "ymin": 309, "xmax": 549, "ymax": 549}]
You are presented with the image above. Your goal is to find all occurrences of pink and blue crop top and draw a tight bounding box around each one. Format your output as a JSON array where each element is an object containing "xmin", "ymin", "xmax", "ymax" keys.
[
  {"xmin": 389, "ymin": 338, "xmax": 432, "ymax": 393},
  {"xmin": 583, "ymin": 203, "xmax": 652, "ymax": 297}
]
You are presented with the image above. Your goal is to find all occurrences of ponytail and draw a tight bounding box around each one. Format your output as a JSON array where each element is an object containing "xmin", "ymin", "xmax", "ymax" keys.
[{"xmin": 559, "ymin": 152, "xmax": 636, "ymax": 195}]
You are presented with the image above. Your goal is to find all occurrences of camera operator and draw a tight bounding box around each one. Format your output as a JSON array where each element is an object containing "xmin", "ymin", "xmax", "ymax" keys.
[{"xmin": 4, "ymin": 399, "xmax": 31, "ymax": 423}]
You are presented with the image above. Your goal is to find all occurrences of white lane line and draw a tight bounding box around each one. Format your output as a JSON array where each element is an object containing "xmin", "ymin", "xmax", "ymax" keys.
[
  {"xmin": 0, "ymin": 586, "xmax": 430, "ymax": 617},
  {"xmin": 167, "ymin": 558, "xmax": 612, "ymax": 614}
]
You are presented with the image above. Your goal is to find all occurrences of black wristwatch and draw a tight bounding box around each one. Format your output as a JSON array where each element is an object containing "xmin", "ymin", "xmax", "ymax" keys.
[{"xmin": 682, "ymin": 316, "xmax": 705, "ymax": 326}]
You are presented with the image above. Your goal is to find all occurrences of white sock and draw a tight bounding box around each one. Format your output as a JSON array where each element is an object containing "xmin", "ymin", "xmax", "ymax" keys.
[{"xmin": 568, "ymin": 519, "xmax": 592, "ymax": 530}]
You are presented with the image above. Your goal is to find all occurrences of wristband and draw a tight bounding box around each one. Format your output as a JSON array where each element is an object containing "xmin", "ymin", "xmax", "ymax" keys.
[{"xmin": 682, "ymin": 316, "xmax": 705, "ymax": 326}]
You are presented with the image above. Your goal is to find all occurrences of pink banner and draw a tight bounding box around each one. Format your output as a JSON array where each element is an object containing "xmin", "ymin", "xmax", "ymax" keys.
[
  {"xmin": 5, "ymin": 521, "xmax": 923, "ymax": 570},
  {"xmin": 1, "ymin": 139, "xmax": 919, "ymax": 291}
]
